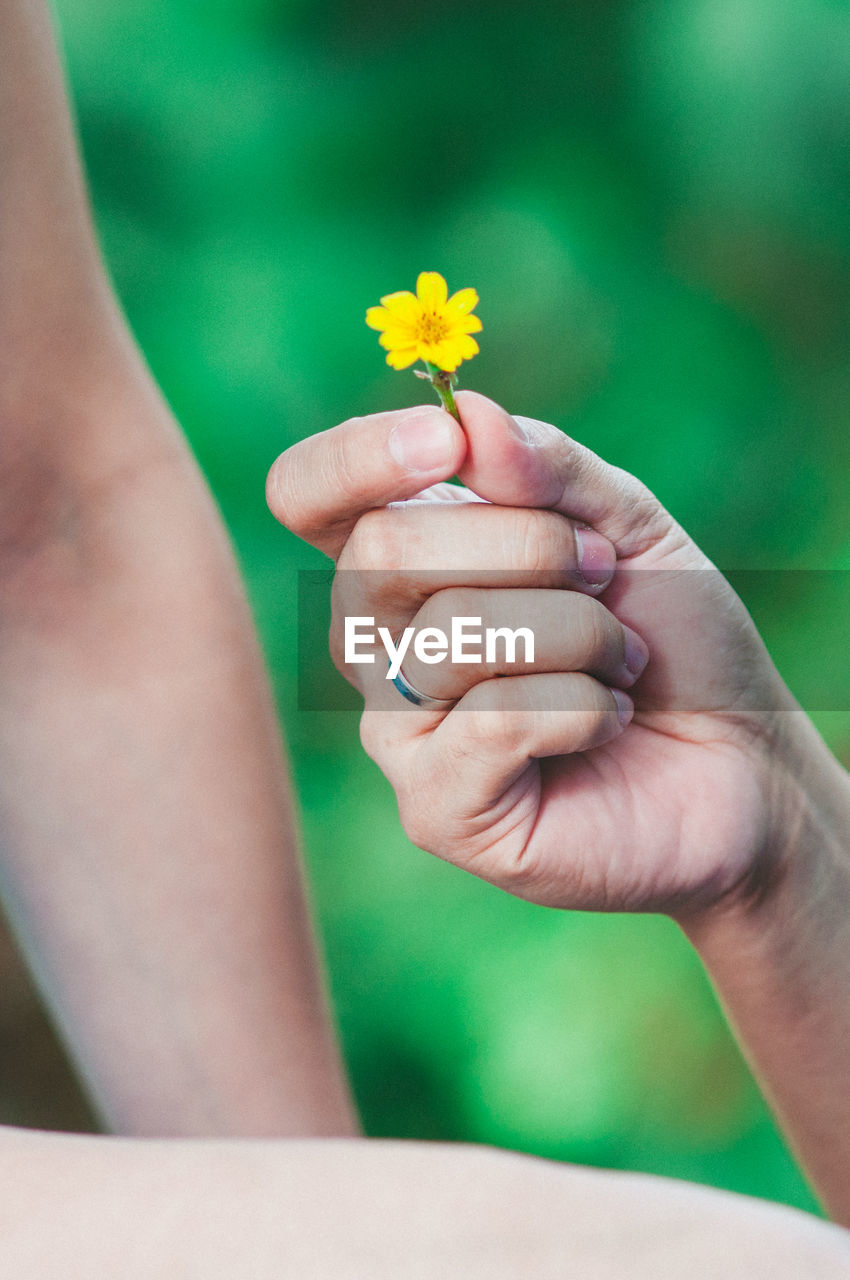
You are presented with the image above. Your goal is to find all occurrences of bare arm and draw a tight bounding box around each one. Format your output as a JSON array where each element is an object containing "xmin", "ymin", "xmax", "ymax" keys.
[
  {"xmin": 682, "ymin": 724, "xmax": 850, "ymax": 1225},
  {"xmin": 0, "ymin": 0, "xmax": 355, "ymax": 1137},
  {"xmin": 0, "ymin": 1126, "xmax": 847, "ymax": 1279}
]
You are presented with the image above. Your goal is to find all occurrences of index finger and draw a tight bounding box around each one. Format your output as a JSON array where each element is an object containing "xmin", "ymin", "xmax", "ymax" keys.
[
  {"xmin": 266, "ymin": 406, "xmax": 466, "ymax": 558},
  {"xmin": 454, "ymin": 391, "xmax": 676, "ymax": 559}
]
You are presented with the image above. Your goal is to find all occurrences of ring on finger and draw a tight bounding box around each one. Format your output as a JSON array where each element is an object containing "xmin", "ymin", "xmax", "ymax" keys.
[{"xmin": 390, "ymin": 663, "xmax": 457, "ymax": 711}]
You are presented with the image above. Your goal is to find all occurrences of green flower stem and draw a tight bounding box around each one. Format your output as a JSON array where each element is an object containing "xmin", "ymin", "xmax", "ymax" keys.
[{"xmin": 421, "ymin": 361, "xmax": 460, "ymax": 422}]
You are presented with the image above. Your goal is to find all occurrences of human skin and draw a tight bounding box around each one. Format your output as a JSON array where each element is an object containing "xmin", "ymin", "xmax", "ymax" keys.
[
  {"xmin": 267, "ymin": 393, "xmax": 850, "ymax": 1224},
  {"xmin": 0, "ymin": 0, "xmax": 354, "ymax": 1138},
  {"xmin": 1, "ymin": 1126, "xmax": 849, "ymax": 1279}
]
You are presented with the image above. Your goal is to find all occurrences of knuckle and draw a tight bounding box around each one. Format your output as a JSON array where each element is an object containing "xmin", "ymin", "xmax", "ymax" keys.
[
  {"xmin": 265, "ymin": 449, "xmax": 302, "ymax": 531},
  {"xmin": 343, "ymin": 509, "xmax": 399, "ymax": 572},
  {"xmin": 266, "ymin": 418, "xmax": 367, "ymax": 539},
  {"xmin": 622, "ymin": 474, "xmax": 660, "ymax": 529},
  {"xmin": 418, "ymin": 585, "xmax": 480, "ymax": 630},
  {"xmin": 320, "ymin": 420, "xmax": 367, "ymax": 503},
  {"xmin": 607, "ymin": 466, "xmax": 675, "ymax": 549},
  {"xmin": 498, "ymin": 510, "xmax": 570, "ymax": 573},
  {"xmin": 463, "ymin": 686, "xmax": 530, "ymax": 757},
  {"xmin": 331, "ymin": 557, "xmax": 376, "ymax": 627},
  {"xmin": 358, "ymin": 710, "xmax": 399, "ymax": 766},
  {"xmin": 609, "ymin": 463, "xmax": 650, "ymax": 508}
]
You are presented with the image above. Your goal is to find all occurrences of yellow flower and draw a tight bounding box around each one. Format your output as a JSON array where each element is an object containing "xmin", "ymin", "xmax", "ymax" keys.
[{"xmin": 365, "ymin": 271, "xmax": 482, "ymax": 373}]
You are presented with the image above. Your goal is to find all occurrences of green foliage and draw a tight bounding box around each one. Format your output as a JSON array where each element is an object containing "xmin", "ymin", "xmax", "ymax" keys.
[{"xmin": 56, "ymin": 0, "xmax": 850, "ymax": 1213}]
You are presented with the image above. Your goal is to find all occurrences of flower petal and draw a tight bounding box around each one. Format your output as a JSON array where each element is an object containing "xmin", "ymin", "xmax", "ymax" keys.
[
  {"xmin": 446, "ymin": 287, "xmax": 479, "ymax": 316},
  {"xmin": 424, "ymin": 340, "xmax": 463, "ymax": 372},
  {"xmin": 456, "ymin": 313, "xmax": 482, "ymax": 334},
  {"xmin": 365, "ymin": 306, "xmax": 392, "ymax": 331},
  {"xmin": 378, "ymin": 327, "xmax": 418, "ymax": 350},
  {"xmin": 416, "ymin": 271, "xmax": 448, "ymax": 311},
  {"xmin": 455, "ymin": 334, "xmax": 480, "ymax": 359},
  {"xmin": 379, "ymin": 291, "xmax": 421, "ymax": 325},
  {"xmin": 386, "ymin": 347, "xmax": 419, "ymax": 369}
]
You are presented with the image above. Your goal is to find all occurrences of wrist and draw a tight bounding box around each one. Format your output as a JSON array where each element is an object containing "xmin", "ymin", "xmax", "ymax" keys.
[{"xmin": 681, "ymin": 711, "xmax": 850, "ymax": 952}]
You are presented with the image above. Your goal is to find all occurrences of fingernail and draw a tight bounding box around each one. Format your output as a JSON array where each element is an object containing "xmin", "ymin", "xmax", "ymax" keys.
[
  {"xmin": 611, "ymin": 688, "xmax": 634, "ymax": 729},
  {"xmin": 574, "ymin": 526, "xmax": 616, "ymax": 589},
  {"xmin": 389, "ymin": 411, "xmax": 456, "ymax": 473},
  {"xmin": 623, "ymin": 627, "xmax": 649, "ymax": 680},
  {"xmin": 508, "ymin": 414, "xmax": 534, "ymax": 444}
]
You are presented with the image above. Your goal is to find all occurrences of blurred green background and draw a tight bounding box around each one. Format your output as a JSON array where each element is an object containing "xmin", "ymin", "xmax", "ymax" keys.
[{"xmin": 52, "ymin": 0, "xmax": 850, "ymax": 1212}]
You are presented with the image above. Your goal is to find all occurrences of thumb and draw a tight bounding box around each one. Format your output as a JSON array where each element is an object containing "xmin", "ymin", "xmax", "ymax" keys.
[
  {"xmin": 266, "ymin": 406, "xmax": 466, "ymax": 559},
  {"xmin": 455, "ymin": 391, "xmax": 676, "ymax": 559}
]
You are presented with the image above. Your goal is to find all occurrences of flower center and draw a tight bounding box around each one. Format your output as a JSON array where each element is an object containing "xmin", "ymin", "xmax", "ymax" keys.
[{"xmin": 417, "ymin": 310, "xmax": 449, "ymax": 345}]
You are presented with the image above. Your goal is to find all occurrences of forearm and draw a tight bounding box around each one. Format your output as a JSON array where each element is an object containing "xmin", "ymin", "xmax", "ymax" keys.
[
  {"xmin": 0, "ymin": 428, "xmax": 356, "ymax": 1136},
  {"xmin": 0, "ymin": 0, "xmax": 183, "ymax": 501},
  {"xmin": 0, "ymin": 0, "xmax": 122, "ymax": 401},
  {"xmin": 0, "ymin": 0, "xmax": 354, "ymax": 1136},
  {"xmin": 683, "ymin": 716, "xmax": 850, "ymax": 1222}
]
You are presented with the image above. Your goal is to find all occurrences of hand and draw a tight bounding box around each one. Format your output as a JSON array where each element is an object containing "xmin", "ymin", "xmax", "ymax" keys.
[{"xmin": 268, "ymin": 394, "xmax": 804, "ymax": 919}]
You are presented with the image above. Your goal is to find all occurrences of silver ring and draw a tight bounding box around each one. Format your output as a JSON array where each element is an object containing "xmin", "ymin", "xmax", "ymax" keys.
[{"xmin": 391, "ymin": 663, "xmax": 456, "ymax": 710}]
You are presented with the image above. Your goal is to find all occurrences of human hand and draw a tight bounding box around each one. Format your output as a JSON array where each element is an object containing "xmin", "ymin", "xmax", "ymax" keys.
[{"xmin": 268, "ymin": 394, "xmax": 805, "ymax": 920}]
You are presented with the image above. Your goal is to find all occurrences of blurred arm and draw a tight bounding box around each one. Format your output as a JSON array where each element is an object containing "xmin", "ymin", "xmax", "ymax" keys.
[
  {"xmin": 1, "ymin": 1127, "xmax": 848, "ymax": 1278},
  {"xmin": 0, "ymin": 0, "xmax": 355, "ymax": 1136}
]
